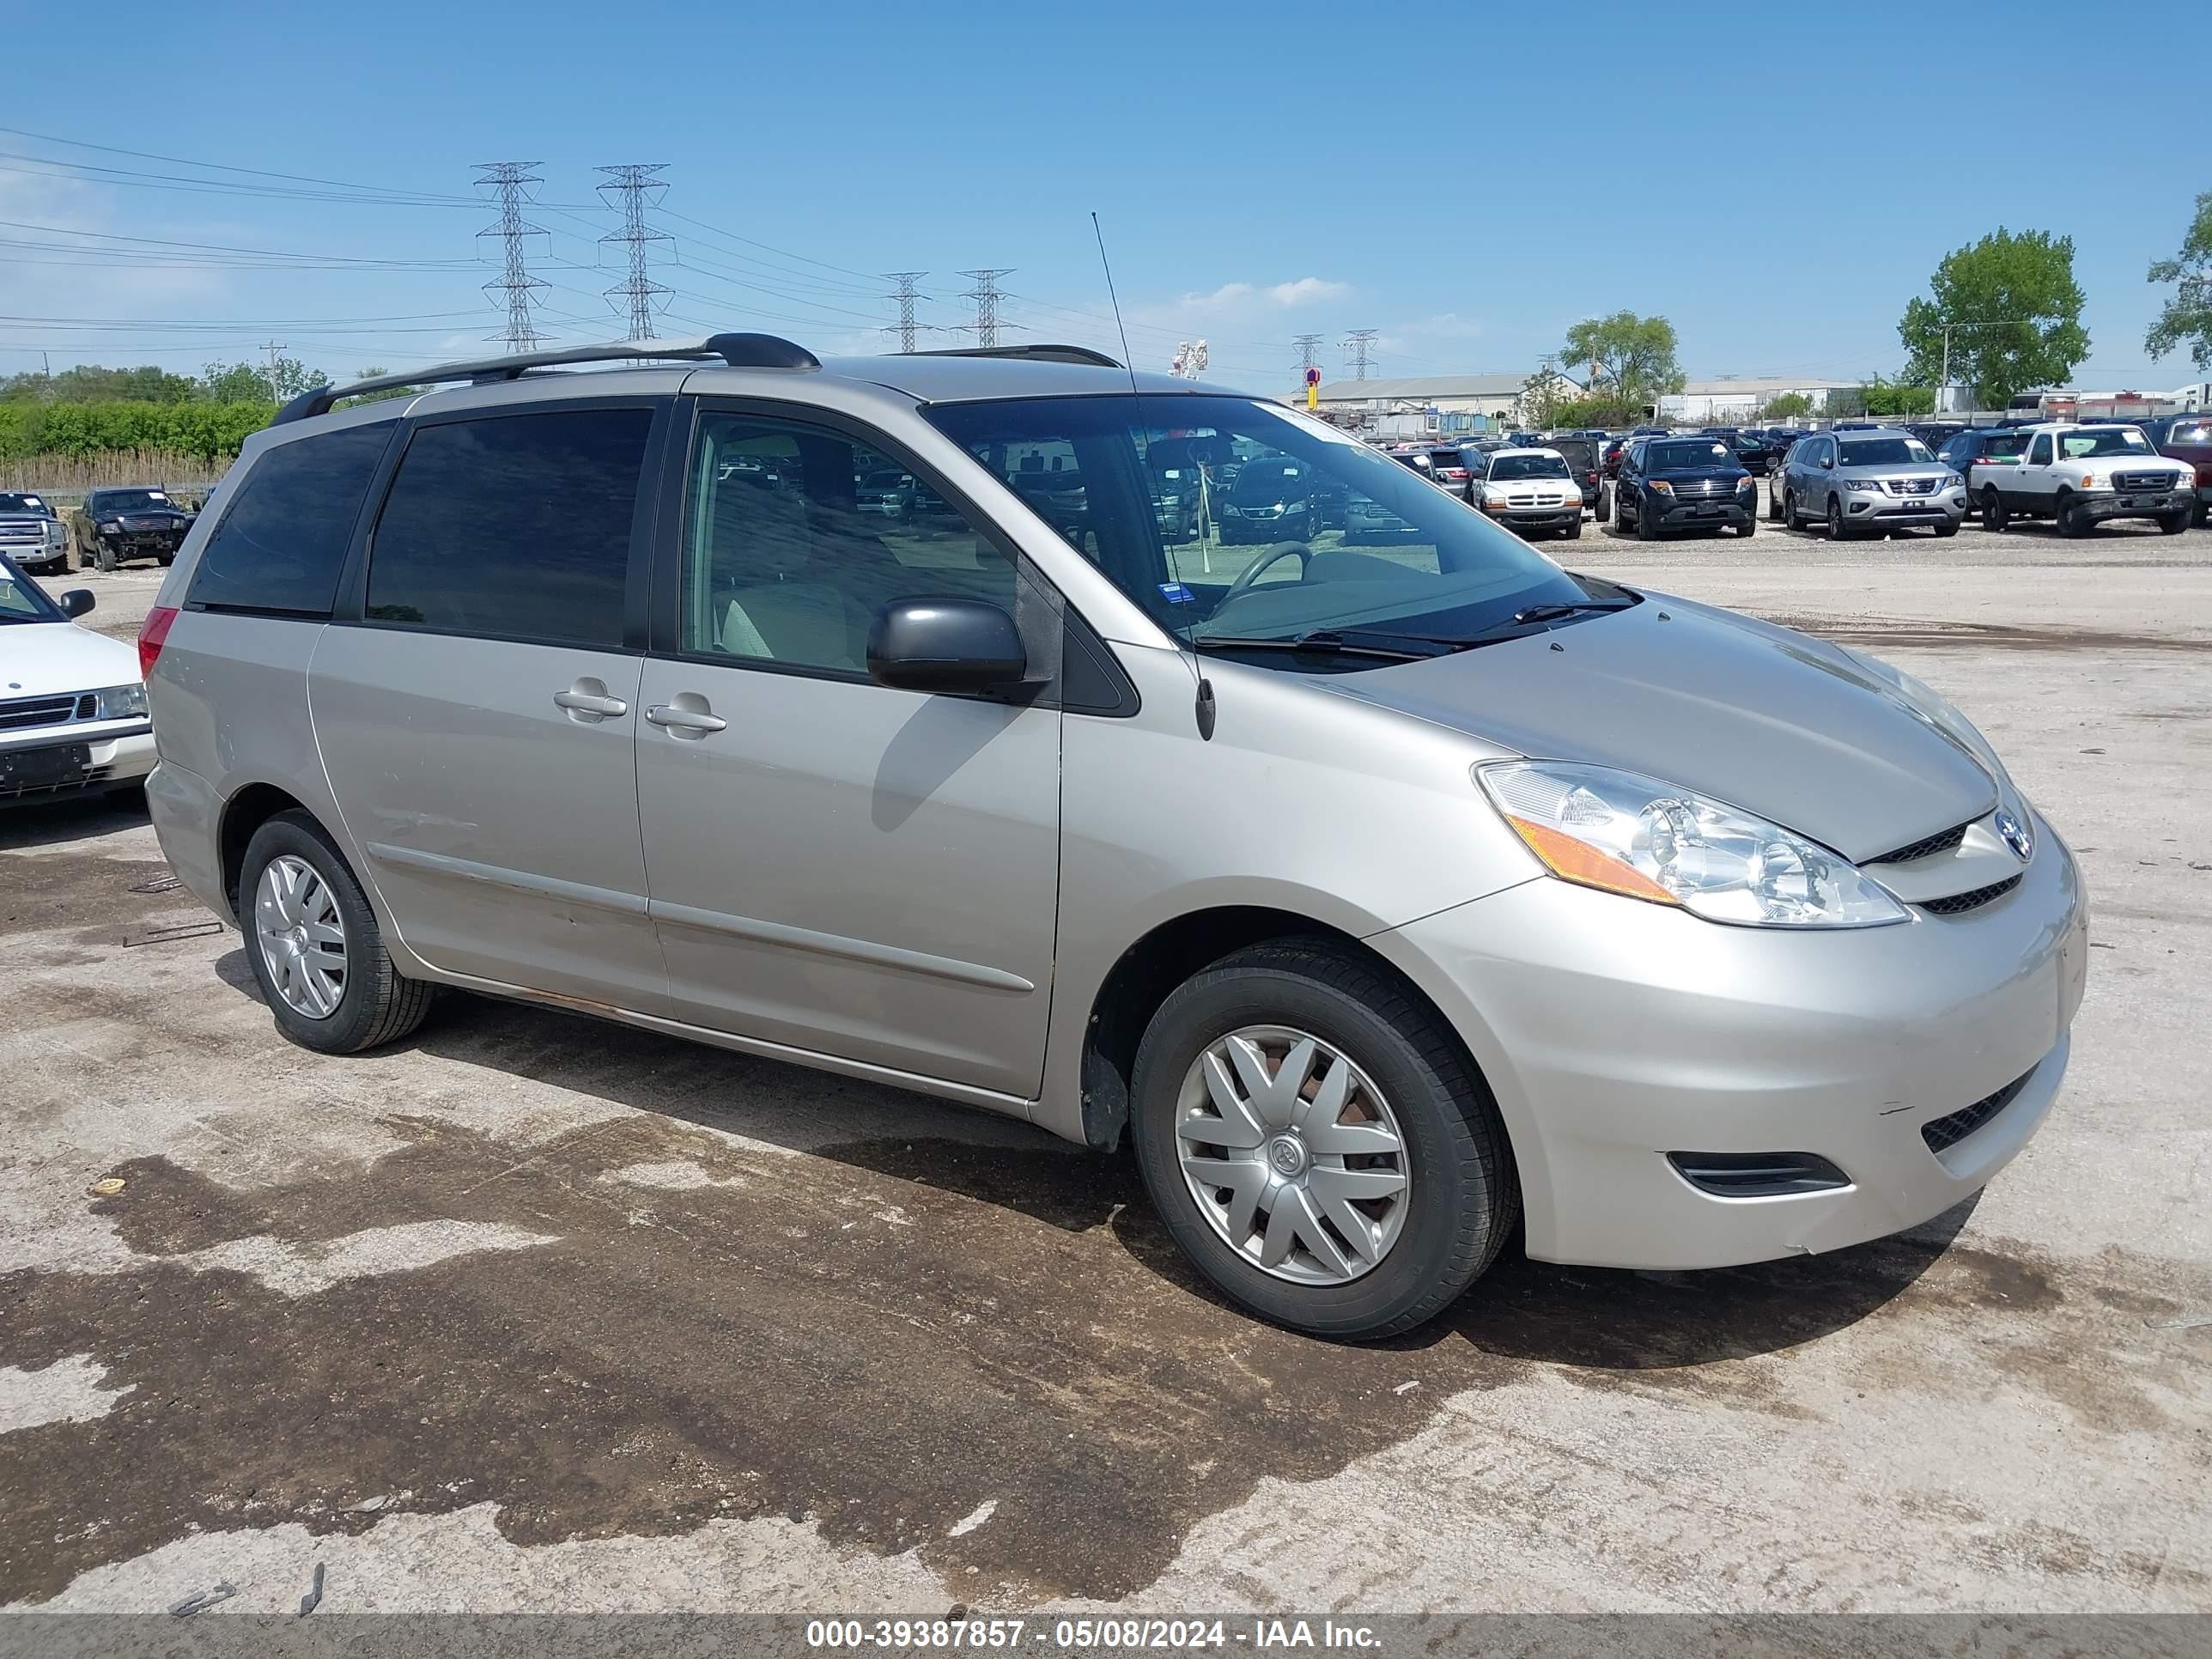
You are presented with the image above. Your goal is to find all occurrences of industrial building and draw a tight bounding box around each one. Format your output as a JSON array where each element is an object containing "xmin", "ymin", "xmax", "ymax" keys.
[
  {"xmin": 1312, "ymin": 372, "xmax": 1574, "ymax": 435},
  {"xmin": 1660, "ymin": 377, "xmax": 1864, "ymax": 422}
]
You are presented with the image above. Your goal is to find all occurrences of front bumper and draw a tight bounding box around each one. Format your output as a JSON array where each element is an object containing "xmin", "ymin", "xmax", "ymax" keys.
[
  {"xmin": 2075, "ymin": 489, "xmax": 2193, "ymax": 522},
  {"xmin": 1844, "ymin": 489, "xmax": 1969, "ymax": 527},
  {"xmin": 1655, "ymin": 495, "xmax": 1756, "ymax": 529},
  {"xmin": 1370, "ymin": 818, "xmax": 2087, "ymax": 1269},
  {"xmin": 0, "ymin": 726, "xmax": 155, "ymax": 804},
  {"xmin": 1484, "ymin": 504, "xmax": 1581, "ymax": 531}
]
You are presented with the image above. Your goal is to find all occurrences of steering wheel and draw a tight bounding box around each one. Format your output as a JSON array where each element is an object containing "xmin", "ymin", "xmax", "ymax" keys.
[{"xmin": 1218, "ymin": 543, "xmax": 1312, "ymax": 608}]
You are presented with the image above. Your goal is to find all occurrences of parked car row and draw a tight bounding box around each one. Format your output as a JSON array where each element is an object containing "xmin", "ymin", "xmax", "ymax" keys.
[{"xmin": 0, "ymin": 488, "xmax": 198, "ymax": 574}]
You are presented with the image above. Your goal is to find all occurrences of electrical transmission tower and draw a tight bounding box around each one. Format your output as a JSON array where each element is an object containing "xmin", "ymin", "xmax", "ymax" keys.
[
  {"xmin": 1343, "ymin": 329, "xmax": 1379, "ymax": 381},
  {"xmin": 1292, "ymin": 332, "xmax": 1323, "ymax": 381},
  {"xmin": 958, "ymin": 268, "xmax": 1013, "ymax": 348},
  {"xmin": 475, "ymin": 161, "xmax": 550, "ymax": 351},
  {"xmin": 884, "ymin": 272, "xmax": 928, "ymax": 353},
  {"xmin": 596, "ymin": 164, "xmax": 674, "ymax": 341}
]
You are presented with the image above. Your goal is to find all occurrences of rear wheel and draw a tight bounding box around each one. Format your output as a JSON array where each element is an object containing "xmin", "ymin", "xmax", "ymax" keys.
[
  {"xmin": 1982, "ymin": 487, "xmax": 2008, "ymax": 532},
  {"xmin": 240, "ymin": 811, "xmax": 434, "ymax": 1055},
  {"xmin": 1130, "ymin": 939, "xmax": 1518, "ymax": 1340}
]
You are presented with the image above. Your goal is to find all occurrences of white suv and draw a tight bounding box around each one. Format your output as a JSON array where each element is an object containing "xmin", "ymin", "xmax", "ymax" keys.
[{"xmin": 1973, "ymin": 422, "xmax": 2196, "ymax": 537}]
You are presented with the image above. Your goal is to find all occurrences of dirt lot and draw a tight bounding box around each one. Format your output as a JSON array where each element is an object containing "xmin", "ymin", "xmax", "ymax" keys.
[{"xmin": 2, "ymin": 514, "xmax": 2208, "ymax": 1617}]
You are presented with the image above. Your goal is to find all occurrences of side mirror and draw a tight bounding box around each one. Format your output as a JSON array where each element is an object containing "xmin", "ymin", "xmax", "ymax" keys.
[
  {"xmin": 1821, "ymin": 456, "xmax": 1836, "ymax": 470},
  {"xmin": 59, "ymin": 588, "xmax": 96, "ymax": 618},
  {"xmin": 867, "ymin": 598, "xmax": 1026, "ymax": 695}
]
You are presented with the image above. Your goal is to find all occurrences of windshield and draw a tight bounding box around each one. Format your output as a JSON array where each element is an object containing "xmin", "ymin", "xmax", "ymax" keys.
[
  {"xmin": 2169, "ymin": 420, "xmax": 2212, "ymax": 446},
  {"xmin": 0, "ymin": 554, "xmax": 64, "ymax": 623},
  {"xmin": 2058, "ymin": 428, "xmax": 2153, "ymax": 458},
  {"xmin": 1839, "ymin": 438, "xmax": 1936, "ymax": 467},
  {"xmin": 1488, "ymin": 454, "xmax": 1571, "ymax": 480},
  {"xmin": 1649, "ymin": 441, "xmax": 1738, "ymax": 471},
  {"xmin": 88, "ymin": 489, "xmax": 171, "ymax": 514},
  {"xmin": 0, "ymin": 493, "xmax": 48, "ymax": 515},
  {"xmin": 926, "ymin": 394, "xmax": 1607, "ymax": 656}
]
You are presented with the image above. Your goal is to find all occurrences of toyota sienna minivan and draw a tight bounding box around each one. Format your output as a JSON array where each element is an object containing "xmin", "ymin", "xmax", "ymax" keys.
[{"xmin": 140, "ymin": 335, "xmax": 2088, "ymax": 1340}]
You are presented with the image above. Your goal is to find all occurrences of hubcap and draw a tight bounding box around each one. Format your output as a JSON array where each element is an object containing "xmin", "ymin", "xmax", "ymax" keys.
[
  {"xmin": 253, "ymin": 854, "xmax": 347, "ymax": 1019},
  {"xmin": 1174, "ymin": 1025, "xmax": 1412, "ymax": 1286}
]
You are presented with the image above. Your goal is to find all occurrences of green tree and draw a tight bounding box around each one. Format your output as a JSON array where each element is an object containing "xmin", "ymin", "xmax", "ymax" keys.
[
  {"xmin": 2145, "ymin": 191, "xmax": 2212, "ymax": 373},
  {"xmin": 1759, "ymin": 392, "xmax": 1813, "ymax": 420},
  {"xmin": 200, "ymin": 356, "xmax": 328, "ymax": 404},
  {"xmin": 1561, "ymin": 312, "xmax": 1685, "ymax": 413},
  {"xmin": 1519, "ymin": 365, "xmax": 1571, "ymax": 428},
  {"xmin": 1863, "ymin": 377, "xmax": 1936, "ymax": 417},
  {"xmin": 1899, "ymin": 228, "xmax": 2088, "ymax": 409}
]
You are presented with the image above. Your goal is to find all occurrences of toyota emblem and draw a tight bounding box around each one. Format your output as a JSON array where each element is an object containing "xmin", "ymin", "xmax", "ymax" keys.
[{"xmin": 1995, "ymin": 808, "xmax": 2033, "ymax": 862}]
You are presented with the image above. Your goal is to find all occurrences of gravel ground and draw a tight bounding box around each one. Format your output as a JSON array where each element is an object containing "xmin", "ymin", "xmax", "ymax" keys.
[{"xmin": 1, "ymin": 516, "xmax": 2206, "ymax": 1619}]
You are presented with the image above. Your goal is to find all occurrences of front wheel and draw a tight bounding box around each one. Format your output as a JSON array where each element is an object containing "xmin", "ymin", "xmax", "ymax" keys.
[
  {"xmin": 94, "ymin": 538, "xmax": 115, "ymax": 573},
  {"xmin": 1635, "ymin": 496, "xmax": 1657, "ymax": 540},
  {"xmin": 2158, "ymin": 508, "xmax": 2191, "ymax": 536},
  {"xmin": 1736, "ymin": 514, "xmax": 1758, "ymax": 538},
  {"xmin": 1827, "ymin": 497, "xmax": 1848, "ymax": 540},
  {"xmin": 2055, "ymin": 494, "xmax": 2088, "ymax": 538},
  {"xmin": 240, "ymin": 810, "xmax": 434, "ymax": 1054},
  {"xmin": 1562, "ymin": 515, "xmax": 1583, "ymax": 540},
  {"xmin": 1933, "ymin": 519, "xmax": 1960, "ymax": 538},
  {"xmin": 1130, "ymin": 940, "xmax": 1518, "ymax": 1340},
  {"xmin": 1768, "ymin": 483, "xmax": 1785, "ymax": 522}
]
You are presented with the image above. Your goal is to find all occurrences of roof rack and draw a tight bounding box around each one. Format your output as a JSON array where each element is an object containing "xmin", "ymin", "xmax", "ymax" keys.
[
  {"xmin": 272, "ymin": 332, "xmax": 821, "ymax": 426},
  {"xmin": 915, "ymin": 343, "xmax": 1122, "ymax": 369}
]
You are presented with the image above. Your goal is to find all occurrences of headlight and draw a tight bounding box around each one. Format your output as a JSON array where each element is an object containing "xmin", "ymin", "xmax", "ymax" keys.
[
  {"xmin": 2078, "ymin": 473, "xmax": 2100, "ymax": 489},
  {"xmin": 90, "ymin": 683, "xmax": 149, "ymax": 720},
  {"xmin": 1483, "ymin": 490, "xmax": 1510, "ymax": 507},
  {"xmin": 44, "ymin": 520, "xmax": 66, "ymax": 547},
  {"xmin": 1735, "ymin": 476, "xmax": 1755, "ymax": 490},
  {"xmin": 1648, "ymin": 479, "xmax": 1674, "ymax": 494},
  {"xmin": 99, "ymin": 520, "xmax": 124, "ymax": 533},
  {"xmin": 1848, "ymin": 477, "xmax": 1891, "ymax": 494},
  {"xmin": 1475, "ymin": 760, "xmax": 1907, "ymax": 928},
  {"xmin": 1942, "ymin": 471, "xmax": 1965, "ymax": 489}
]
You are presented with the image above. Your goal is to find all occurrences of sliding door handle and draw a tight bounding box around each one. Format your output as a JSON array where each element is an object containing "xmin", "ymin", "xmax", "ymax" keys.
[{"xmin": 646, "ymin": 702, "xmax": 727, "ymax": 735}]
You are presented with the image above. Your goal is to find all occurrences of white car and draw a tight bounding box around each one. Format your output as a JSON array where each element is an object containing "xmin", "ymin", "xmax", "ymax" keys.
[
  {"xmin": 0, "ymin": 553, "xmax": 155, "ymax": 805},
  {"xmin": 1972, "ymin": 422, "xmax": 2197, "ymax": 537}
]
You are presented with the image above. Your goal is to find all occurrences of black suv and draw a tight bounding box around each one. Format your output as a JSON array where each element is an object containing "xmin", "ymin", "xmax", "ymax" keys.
[
  {"xmin": 74, "ymin": 487, "xmax": 196, "ymax": 571},
  {"xmin": 1614, "ymin": 436, "xmax": 1758, "ymax": 540},
  {"xmin": 1543, "ymin": 435, "xmax": 1607, "ymax": 516}
]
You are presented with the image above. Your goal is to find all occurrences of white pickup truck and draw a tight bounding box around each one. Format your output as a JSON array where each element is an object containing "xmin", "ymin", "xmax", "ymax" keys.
[{"xmin": 1972, "ymin": 422, "xmax": 2197, "ymax": 537}]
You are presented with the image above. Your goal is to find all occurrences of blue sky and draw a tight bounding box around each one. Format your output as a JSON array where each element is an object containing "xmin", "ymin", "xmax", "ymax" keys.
[{"xmin": 3, "ymin": 0, "xmax": 2205, "ymax": 395}]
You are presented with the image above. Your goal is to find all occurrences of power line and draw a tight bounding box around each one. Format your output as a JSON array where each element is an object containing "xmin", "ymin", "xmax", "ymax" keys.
[
  {"xmin": 1343, "ymin": 329, "xmax": 1379, "ymax": 380},
  {"xmin": 884, "ymin": 272, "xmax": 927, "ymax": 354},
  {"xmin": 958, "ymin": 268, "xmax": 1013, "ymax": 348},
  {"xmin": 476, "ymin": 161, "xmax": 549, "ymax": 353},
  {"xmin": 596, "ymin": 164, "xmax": 673, "ymax": 341},
  {"xmin": 1293, "ymin": 332, "xmax": 1323, "ymax": 383}
]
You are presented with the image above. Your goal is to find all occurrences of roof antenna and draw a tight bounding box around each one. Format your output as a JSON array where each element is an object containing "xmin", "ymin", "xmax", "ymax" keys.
[{"xmin": 1092, "ymin": 211, "xmax": 1215, "ymax": 741}]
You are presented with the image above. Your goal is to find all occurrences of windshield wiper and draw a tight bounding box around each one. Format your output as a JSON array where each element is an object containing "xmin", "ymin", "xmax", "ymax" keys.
[
  {"xmin": 1509, "ymin": 598, "xmax": 1638, "ymax": 627},
  {"xmin": 1193, "ymin": 628, "xmax": 1464, "ymax": 661}
]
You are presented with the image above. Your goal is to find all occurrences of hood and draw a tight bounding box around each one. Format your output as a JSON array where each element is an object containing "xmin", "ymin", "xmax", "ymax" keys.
[
  {"xmin": 0, "ymin": 621, "xmax": 140, "ymax": 699},
  {"xmin": 1322, "ymin": 596, "xmax": 1997, "ymax": 863}
]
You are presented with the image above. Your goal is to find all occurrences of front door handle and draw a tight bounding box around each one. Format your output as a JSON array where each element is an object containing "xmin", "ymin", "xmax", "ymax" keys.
[
  {"xmin": 646, "ymin": 702, "xmax": 728, "ymax": 736},
  {"xmin": 554, "ymin": 689, "xmax": 629, "ymax": 718}
]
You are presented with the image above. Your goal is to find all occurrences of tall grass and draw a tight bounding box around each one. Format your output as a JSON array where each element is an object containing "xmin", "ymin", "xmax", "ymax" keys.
[{"xmin": 0, "ymin": 448, "xmax": 228, "ymax": 497}]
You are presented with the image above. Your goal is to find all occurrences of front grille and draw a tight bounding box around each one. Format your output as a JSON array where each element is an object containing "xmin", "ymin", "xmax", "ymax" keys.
[
  {"xmin": 0, "ymin": 694, "xmax": 79, "ymax": 732},
  {"xmin": 0, "ymin": 522, "xmax": 46, "ymax": 545},
  {"xmin": 1504, "ymin": 490, "xmax": 1572, "ymax": 507},
  {"xmin": 1896, "ymin": 477, "xmax": 1938, "ymax": 495},
  {"xmin": 1921, "ymin": 875, "xmax": 2023, "ymax": 915},
  {"xmin": 1921, "ymin": 1069, "xmax": 2035, "ymax": 1154},
  {"xmin": 1872, "ymin": 823, "xmax": 1970, "ymax": 865},
  {"xmin": 2113, "ymin": 471, "xmax": 2171, "ymax": 493}
]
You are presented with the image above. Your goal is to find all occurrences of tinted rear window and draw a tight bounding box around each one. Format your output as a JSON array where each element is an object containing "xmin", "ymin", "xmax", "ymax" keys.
[
  {"xmin": 1978, "ymin": 432, "xmax": 2028, "ymax": 458},
  {"xmin": 2167, "ymin": 420, "xmax": 2212, "ymax": 446},
  {"xmin": 365, "ymin": 408, "xmax": 652, "ymax": 647},
  {"xmin": 187, "ymin": 422, "xmax": 394, "ymax": 616}
]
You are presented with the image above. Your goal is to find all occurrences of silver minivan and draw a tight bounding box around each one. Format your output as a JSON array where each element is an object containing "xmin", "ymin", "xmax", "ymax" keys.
[{"xmin": 140, "ymin": 337, "xmax": 2088, "ymax": 1340}]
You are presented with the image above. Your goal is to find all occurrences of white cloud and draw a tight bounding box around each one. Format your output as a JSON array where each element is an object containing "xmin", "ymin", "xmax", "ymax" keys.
[
  {"xmin": 1140, "ymin": 276, "xmax": 1351, "ymax": 324},
  {"xmin": 1263, "ymin": 276, "xmax": 1349, "ymax": 307}
]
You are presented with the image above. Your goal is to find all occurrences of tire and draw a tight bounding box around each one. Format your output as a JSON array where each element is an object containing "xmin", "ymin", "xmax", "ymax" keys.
[
  {"xmin": 1737, "ymin": 514, "xmax": 1757, "ymax": 538},
  {"xmin": 1612, "ymin": 489, "xmax": 1626, "ymax": 530},
  {"xmin": 1767, "ymin": 482, "xmax": 1785, "ymax": 522},
  {"xmin": 1635, "ymin": 495, "xmax": 1657, "ymax": 540},
  {"xmin": 1782, "ymin": 488, "xmax": 1798, "ymax": 527},
  {"xmin": 2054, "ymin": 493, "xmax": 2087, "ymax": 538},
  {"xmin": 1933, "ymin": 519, "xmax": 1960, "ymax": 538},
  {"xmin": 1563, "ymin": 515, "xmax": 1583, "ymax": 540},
  {"xmin": 240, "ymin": 810, "xmax": 434, "ymax": 1055},
  {"xmin": 94, "ymin": 538, "xmax": 115, "ymax": 574},
  {"xmin": 1982, "ymin": 487, "xmax": 2007, "ymax": 532},
  {"xmin": 1129, "ymin": 939, "xmax": 1518, "ymax": 1340},
  {"xmin": 1826, "ymin": 496, "xmax": 1849, "ymax": 540},
  {"xmin": 2158, "ymin": 509, "xmax": 2190, "ymax": 536}
]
